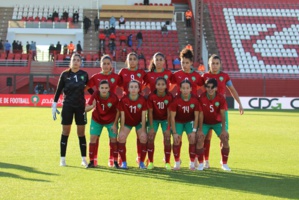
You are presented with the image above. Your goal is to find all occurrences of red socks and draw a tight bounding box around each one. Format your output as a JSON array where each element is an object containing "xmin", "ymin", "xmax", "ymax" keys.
[
  {"xmin": 164, "ymin": 142, "xmax": 171, "ymax": 163},
  {"xmin": 137, "ymin": 137, "xmax": 141, "ymax": 162},
  {"xmin": 221, "ymin": 147, "xmax": 230, "ymax": 164},
  {"xmin": 140, "ymin": 143, "xmax": 147, "ymax": 163},
  {"xmin": 204, "ymin": 139, "xmax": 211, "ymax": 160},
  {"xmin": 111, "ymin": 142, "xmax": 118, "ymax": 161},
  {"xmin": 89, "ymin": 143, "xmax": 96, "ymax": 162},
  {"xmin": 196, "ymin": 148, "xmax": 204, "ymax": 163},
  {"xmin": 173, "ymin": 144, "xmax": 180, "ymax": 162},
  {"xmin": 189, "ymin": 144, "xmax": 196, "ymax": 162},
  {"xmin": 94, "ymin": 137, "xmax": 99, "ymax": 160},
  {"xmin": 147, "ymin": 142, "xmax": 155, "ymax": 163},
  {"xmin": 109, "ymin": 141, "xmax": 113, "ymax": 160},
  {"xmin": 118, "ymin": 142, "xmax": 127, "ymax": 162}
]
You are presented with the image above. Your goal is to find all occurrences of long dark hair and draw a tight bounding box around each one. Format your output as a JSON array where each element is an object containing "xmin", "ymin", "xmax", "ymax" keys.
[
  {"xmin": 153, "ymin": 77, "xmax": 168, "ymax": 94},
  {"xmin": 208, "ymin": 54, "xmax": 222, "ymax": 72},
  {"xmin": 180, "ymin": 48, "xmax": 194, "ymax": 62},
  {"xmin": 148, "ymin": 52, "xmax": 165, "ymax": 72}
]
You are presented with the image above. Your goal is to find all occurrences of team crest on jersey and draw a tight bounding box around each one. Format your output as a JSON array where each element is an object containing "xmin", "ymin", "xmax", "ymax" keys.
[
  {"xmin": 219, "ymin": 76, "xmax": 224, "ymax": 82},
  {"xmin": 190, "ymin": 104, "xmax": 195, "ymax": 109},
  {"xmin": 110, "ymin": 78, "xmax": 115, "ymax": 83},
  {"xmin": 80, "ymin": 75, "xmax": 85, "ymax": 81},
  {"xmin": 164, "ymin": 100, "xmax": 169, "ymax": 105},
  {"xmin": 191, "ymin": 76, "xmax": 196, "ymax": 81},
  {"xmin": 107, "ymin": 103, "xmax": 112, "ymax": 108},
  {"xmin": 164, "ymin": 75, "xmax": 168, "ymax": 80},
  {"xmin": 137, "ymin": 73, "xmax": 141, "ymax": 78},
  {"xmin": 215, "ymin": 102, "xmax": 220, "ymax": 107},
  {"xmin": 137, "ymin": 104, "xmax": 142, "ymax": 109}
]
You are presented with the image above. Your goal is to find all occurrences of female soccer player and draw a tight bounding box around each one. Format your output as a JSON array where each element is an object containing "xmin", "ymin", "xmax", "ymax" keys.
[
  {"xmin": 143, "ymin": 52, "xmax": 172, "ymax": 93},
  {"xmin": 86, "ymin": 55, "xmax": 120, "ymax": 167},
  {"xmin": 118, "ymin": 52, "xmax": 146, "ymax": 164},
  {"xmin": 169, "ymin": 80, "xmax": 199, "ymax": 170},
  {"xmin": 201, "ymin": 54, "xmax": 243, "ymax": 169},
  {"xmin": 196, "ymin": 78, "xmax": 231, "ymax": 171},
  {"xmin": 117, "ymin": 80, "xmax": 148, "ymax": 169},
  {"xmin": 85, "ymin": 80, "xmax": 120, "ymax": 168},
  {"xmin": 171, "ymin": 48, "xmax": 203, "ymax": 96},
  {"xmin": 51, "ymin": 53, "xmax": 89, "ymax": 167},
  {"xmin": 147, "ymin": 77, "xmax": 173, "ymax": 170}
]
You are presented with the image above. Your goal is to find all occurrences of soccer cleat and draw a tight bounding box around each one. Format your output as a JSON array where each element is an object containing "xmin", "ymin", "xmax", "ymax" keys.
[
  {"xmin": 173, "ymin": 161, "xmax": 181, "ymax": 170},
  {"xmin": 120, "ymin": 161, "xmax": 128, "ymax": 169},
  {"xmin": 81, "ymin": 159, "xmax": 88, "ymax": 167},
  {"xmin": 197, "ymin": 163, "xmax": 204, "ymax": 171},
  {"xmin": 221, "ymin": 164, "xmax": 231, "ymax": 171},
  {"xmin": 86, "ymin": 161, "xmax": 95, "ymax": 168},
  {"xmin": 165, "ymin": 163, "xmax": 171, "ymax": 170},
  {"xmin": 204, "ymin": 160, "xmax": 210, "ymax": 169},
  {"xmin": 194, "ymin": 157, "xmax": 199, "ymax": 168},
  {"xmin": 139, "ymin": 162, "xmax": 147, "ymax": 169},
  {"xmin": 147, "ymin": 162, "xmax": 154, "ymax": 170},
  {"xmin": 108, "ymin": 159, "xmax": 114, "ymax": 167},
  {"xmin": 60, "ymin": 158, "xmax": 66, "ymax": 167},
  {"xmin": 113, "ymin": 161, "xmax": 119, "ymax": 169},
  {"xmin": 189, "ymin": 162, "xmax": 195, "ymax": 170}
]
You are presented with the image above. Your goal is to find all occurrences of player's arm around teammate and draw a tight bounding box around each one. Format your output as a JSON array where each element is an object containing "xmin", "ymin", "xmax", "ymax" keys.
[
  {"xmin": 196, "ymin": 78, "xmax": 231, "ymax": 171},
  {"xmin": 147, "ymin": 77, "xmax": 173, "ymax": 170},
  {"xmin": 117, "ymin": 80, "xmax": 148, "ymax": 169},
  {"xmin": 169, "ymin": 80, "xmax": 199, "ymax": 170},
  {"xmin": 51, "ymin": 53, "xmax": 89, "ymax": 167}
]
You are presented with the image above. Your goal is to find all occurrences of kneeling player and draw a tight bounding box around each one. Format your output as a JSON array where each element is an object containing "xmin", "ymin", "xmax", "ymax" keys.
[
  {"xmin": 85, "ymin": 80, "xmax": 120, "ymax": 168},
  {"xmin": 196, "ymin": 78, "xmax": 231, "ymax": 171}
]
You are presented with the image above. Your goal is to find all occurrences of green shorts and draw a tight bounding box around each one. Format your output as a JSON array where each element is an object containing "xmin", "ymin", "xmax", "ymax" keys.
[
  {"xmin": 147, "ymin": 120, "xmax": 168, "ymax": 133},
  {"xmin": 90, "ymin": 119, "xmax": 117, "ymax": 138},
  {"xmin": 124, "ymin": 123, "xmax": 142, "ymax": 132},
  {"xmin": 175, "ymin": 121, "xmax": 194, "ymax": 136},
  {"xmin": 202, "ymin": 123, "xmax": 228, "ymax": 136}
]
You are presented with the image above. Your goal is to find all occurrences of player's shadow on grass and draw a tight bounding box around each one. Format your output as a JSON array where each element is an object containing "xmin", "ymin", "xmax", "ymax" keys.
[
  {"xmin": 0, "ymin": 162, "xmax": 57, "ymax": 182},
  {"xmin": 98, "ymin": 166, "xmax": 299, "ymax": 199}
]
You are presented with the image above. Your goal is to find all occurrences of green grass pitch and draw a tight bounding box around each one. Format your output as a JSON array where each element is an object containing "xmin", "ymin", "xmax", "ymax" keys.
[{"xmin": 1, "ymin": 107, "xmax": 299, "ymax": 200}]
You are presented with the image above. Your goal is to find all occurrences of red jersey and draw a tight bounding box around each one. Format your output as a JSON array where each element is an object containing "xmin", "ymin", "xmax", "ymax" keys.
[
  {"xmin": 169, "ymin": 95, "xmax": 199, "ymax": 123},
  {"xmin": 143, "ymin": 69, "xmax": 172, "ymax": 93},
  {"xmin": 118, "ymin": 68, "xmax": 145, "ymax": 95},
  {"xmin": 88, "ymin": 91, "xmax": 119, "ymax": 125},
  {"xmin": 202, "ymin": 71, "xmax": 231, "ymax": 96},
  {"xmin": 119, "ymin": 95, "xmax": 147, "ymax": 126},
  {"xmin": 147, "ymin": 92, "xmax": 173, "ymax": 121},
  {"xmin": 87, "ymin": 72, "xmax": 120, "ymax": 93},
  {"xmin": 171, "ymin": 70, "xmax": 204, "ymax": 96},
  {"xmin": 198, "ymin": 92, "xmax": 227, "ymax": 125}
]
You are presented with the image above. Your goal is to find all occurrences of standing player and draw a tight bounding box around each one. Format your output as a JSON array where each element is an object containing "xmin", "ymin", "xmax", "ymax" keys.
[
  {"xmin": 147, "ymin": 77, "xmax": 173, "ymax": 170},
  {"xmin": 85, "ymin": 80, "xmax": 120, "ymax": 168},
  {"xmin": 143, "ymin": 52, "xmax": 172, "ymax": 93},
  {"xmin": 51, "ymin": 53, "xmax": 89, "ymax": 167},
  {"xmin": 118, "ymin": 52, "xmax": 146, "ymax": 164},
  {"xmin": 201, "ymin": 54, "xmax": 243, "ymax": 169},
  {"xmin": 169, "ymin": 80, "xmax": 199, "ymax": 170},
  {"xmin": 170, "ymin": 48, "xmax": 203, "ymax": 96},
  {"xmin": 117, "ymin": 80, "xmax": 148, "ymax": 169},
  {"xmin": 196, "ymin": 78, "xmax": 231, "ymax": 171},
  {"xmin": 85, "ymin": 55, "xmax": 120, "ymax": 167}
]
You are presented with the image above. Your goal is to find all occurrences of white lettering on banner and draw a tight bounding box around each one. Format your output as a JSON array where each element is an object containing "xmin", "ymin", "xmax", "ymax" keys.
[
  {"xmin": 4, "ymin": 98, "xmax": 9, "ymax": 103},
  {"xmin": 10, "ymin": 98, "xmax": 29, "ymax": 104},
  {"xmin": 0, "ymin": 98, "xmax": 2, "ymax": 103},
  {"xmin": 235, "ymin": 97, "xmax": 299, "ymax": 110},
  {"xmin": 41, "ymin": 98, "xmax": 63, "ymax": 105}
]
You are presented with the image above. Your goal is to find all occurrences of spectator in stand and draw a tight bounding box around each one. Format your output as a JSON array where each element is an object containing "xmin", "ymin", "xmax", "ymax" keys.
[
  {"xmin": 12, "ymin": 40, "xmax": 17, "ymax": 53},
  {"xmin": 98, "ymin": 31, "xmax": 106, "ymax": 42},
  {"xmin": 73, "ymin": 11, "xmax": 79, "ymax": 23},
  {"xmin": 94, "ymin": 16, "xmax": 99, "ymax": 32},
  {"xmin": 52, "ymin": 10, "xmax": 59, "ymax": 21},
  {"xmin": 83, "ymin": 16, "xmax": 91, "ymax": 34},
  {"xmin": 119, "ymin": 15, "xmax": 125, "ymax": 25},
  {"xmin": 4, "ymin": 40, "xmax": 11, "ymax": 58},
  {"xmin": 109, "ymin": 16, "xmax": 116, "ymax": 27},
  {"xmin": 68, "ymin": 41, "xmax": 75, "ymax": 54},
  {"xmin": 109, "ymin": 26, "xmax": 116, "ymax": 34},
  {"xmin": 161, "ymin": 24, "xmax": 168, "ymax": 36},
  {"xmin": 30, "ymin": 41, "xmax": 37, "ymax": 61},
  {"xmin": 108, "ymin": 40, "xmax": 116, "ymax": 55},
  {"xmin": 185, "ymin": 9, "xmax": 192, "ymax": 28},
  {"xmin": 26, "ymin": 41, "xmax": 30, "ymax": 54},
  {"xmin": 0, "ymin": 40, "xmax": 3, "ymax": 52},
  {"xmin": 63, "ymin": 44, "xmax": 68, "ymax": 55},
  {"xmin": 173, "ymin": 57, "xmax": 180, "ymax": 65},
  {"xmin": 136, "ymin": 31, "xmax": 143, "ymax": 49},
  {"xmin": 144, "ymin": 0, "xmax": 149, "ymax": 5},
  {"xmin": 56, "ymin": 41, "xmax": 62, "ymax": 54},
  {"xmin": 49, "ymin": 44, "xmax": 55, "ymax": 61},
  {"xmin": 63, "ymin": 10, "xmax": 68, "ymax": 21},
  {"xmin": 77, "ymin": 41, "xmax": 83, "ymax": 54},
  {"xmin": 17, "ymin": 41, "xmax": 23, "ymax": 54},
  {"xmin": 109, "ymin": 33, "xmax": 116, "ymax": 41},
  {"xmin": 127, "ymin": 34, "xmax": 133, "ymax": 47},
  {"xmin": 48, "ymin": 13, "xmax": 52, "ymax": 20},
  {"xmin": 104, "ymin": 27, "xmax": 110, "ymax": 38},
  {"xmin": 119, "ymin": 33, "xmax": 126, "ymax": 45}
]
